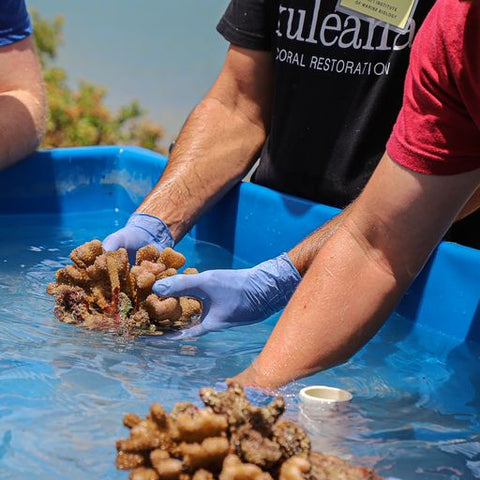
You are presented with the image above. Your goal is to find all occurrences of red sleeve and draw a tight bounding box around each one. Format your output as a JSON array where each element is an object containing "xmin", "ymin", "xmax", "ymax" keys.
[{"xmin": 387, "ymin": 0, "xmax": 480, "ymax": 175}]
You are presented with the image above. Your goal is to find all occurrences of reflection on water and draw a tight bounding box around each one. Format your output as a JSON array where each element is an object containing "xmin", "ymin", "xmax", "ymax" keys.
[{"xmin": 0, "ymin": 212, "xmax": 479, "ymax": 479}]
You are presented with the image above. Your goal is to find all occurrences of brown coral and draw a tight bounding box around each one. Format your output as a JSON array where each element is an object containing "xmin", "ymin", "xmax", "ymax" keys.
[
  {"xmin": 116, "ymin": 384, "xmax": 384, "ymax": 480},
  {"xmin": 220, "ymin": 454, "xmax": 273, "ymax": 480},
  {"xmin": 308, "ymin": 451, "xmax": 383, "ymax": 480},
  {"xmin": 199, "ymin": 383, "xmax": 285, "ymax": 435},
  {"xmin": 173, "ymin": 408, "xmax": 229, "ymax": 444},
  {"xmin": 47, "ymin": 240, "xmax": 203, "ymax": 336},
  {"xmin": 272, "ymin": 421, "xmax": 310, "ymax": 461},
  {"xmin": 278, "ymin": 456, "xmax": 310, "ymax": 480},
  {"xmin": 231, "ymin": 425, "xmax": 282, "ymax": 470}
]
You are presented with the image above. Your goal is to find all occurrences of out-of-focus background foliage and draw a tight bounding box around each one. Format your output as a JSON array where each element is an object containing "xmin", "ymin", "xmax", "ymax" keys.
[
  {"xmin": 27, "ymin": 0, "xmax": 227, "ymax": 151},
  {"xmin": 32, "ymin": 10, "xmax": 166, "ymax": 153}
]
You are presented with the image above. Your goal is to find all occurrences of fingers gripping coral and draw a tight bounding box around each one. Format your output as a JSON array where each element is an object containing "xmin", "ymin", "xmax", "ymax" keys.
[
  {"xmin": 47, "ymin": 240, "xmax": 202, "ymax": 336},
  {"xmin": 116, "ymin": 384, "xmax": 384, "ymax": 480}
]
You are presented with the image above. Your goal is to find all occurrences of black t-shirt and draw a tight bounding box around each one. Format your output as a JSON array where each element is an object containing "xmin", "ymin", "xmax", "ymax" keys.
[{"xmin": 217, "ymin": 0, "xmax": 434, "ymax": 208}]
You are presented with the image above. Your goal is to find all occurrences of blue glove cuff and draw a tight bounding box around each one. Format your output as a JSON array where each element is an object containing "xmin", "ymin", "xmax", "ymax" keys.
[
  {"xmin": 258, "ymin": 252, "xmax": 301, "ymax": 315},
  {"xmin": 127, "ymin": 212, "xmax": 174, "ymax": 249},
  {"xmin": 274, "ymin": 251, "xmax": 302, "ymax": 303}
]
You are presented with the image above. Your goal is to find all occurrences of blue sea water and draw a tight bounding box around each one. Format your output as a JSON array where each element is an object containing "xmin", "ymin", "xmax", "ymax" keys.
[
  {"xmin": 1, "ymin": 211, "xmax": 480, "ymax": 479},
  {"xmin": 26, "ymin": 0, "xmax": 228, "ymax": 142}
]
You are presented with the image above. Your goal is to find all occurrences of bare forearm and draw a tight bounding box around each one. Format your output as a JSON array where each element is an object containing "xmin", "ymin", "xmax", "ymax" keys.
[
  {"xmin": 136, "ymin": 45, "xmax": 273, "ymax": 242},
  {"xmin": 234, "ymin": 155, "xmax": 480, "ymax": 389},
  {"xmin": 137, "ymin": 97, "xmax": 265, "ymax": 241},
  {"xmin": 288, "ymin": 205, "xmax": 352, "ymax": 275},
  {"xmin": 234, "ymin": 225, "xmax": 406, "ymax": 388}
]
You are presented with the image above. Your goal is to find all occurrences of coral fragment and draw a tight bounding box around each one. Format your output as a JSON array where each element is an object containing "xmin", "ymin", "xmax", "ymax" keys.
[
  {"xmin": 47, "ymin": 241, "xmax": 203, "ymax": 336},
  {"xmin": 116, "ymin": 384, "xmax": 383, "ymax": 480}
]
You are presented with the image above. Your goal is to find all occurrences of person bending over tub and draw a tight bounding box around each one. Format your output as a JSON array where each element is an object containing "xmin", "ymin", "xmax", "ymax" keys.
[
  {"xmin": 104, "ymin": 0, "xmax": 438, "ymax": 319},
  {"xmin": 233, "ymin": 0, "xmax": 480, "ymax": 386},
  {"xmin": 0, "ymin": 0, "xmax": 46, "ymax": 170},
  {"xmin": 103, "ymin": 0, "xmax": 479, "ymax": 385}
]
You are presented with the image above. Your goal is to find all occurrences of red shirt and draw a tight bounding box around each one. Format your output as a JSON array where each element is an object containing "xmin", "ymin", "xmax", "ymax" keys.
[{"xmin": 387, "ymin": 0, "xmax": 480, "ymax": 175}]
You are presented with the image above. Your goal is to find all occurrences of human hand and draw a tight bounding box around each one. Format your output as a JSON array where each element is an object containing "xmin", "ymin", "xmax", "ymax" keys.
[
  {"xmin": 103, "ymin": 212, "xmax": 174, "ymax": 264},
  {"xmin": 152, "ymin": 253, "xmax": 301, "ymax": 338}
]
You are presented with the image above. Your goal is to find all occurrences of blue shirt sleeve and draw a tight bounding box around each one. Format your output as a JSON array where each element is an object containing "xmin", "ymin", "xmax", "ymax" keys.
[{"xmin": 0, "ymin": 0, "xmax": 33, "ymax": 47}]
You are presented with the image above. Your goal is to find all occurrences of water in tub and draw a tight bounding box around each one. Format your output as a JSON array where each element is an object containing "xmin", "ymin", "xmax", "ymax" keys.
[{"xmin": 0, "ymin": 211, "xmax": 479, "ymax": 479}]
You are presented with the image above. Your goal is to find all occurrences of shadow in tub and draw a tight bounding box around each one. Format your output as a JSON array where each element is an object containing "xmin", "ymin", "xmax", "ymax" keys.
[
  {"xmin": 340, "ymin": 318, "xmax": 480, "ymax": 479},
  {"xmin": 0, "ymin": 148, "xmax": 124, "ymax": 216},
  {"xmin": 192, "ymin": 180, "xmax": 341, "ymax": 266},
  {"xmin": 0, "ymin": 148, "xmax": 132, "ymax": 278},
  {"xmin": 394, "ymin": 257, "xmax": 434, "ymax": 333},
  {"xmin": 192, "ymin": 187, "xmax": 240, "ymax": 268},
  {"xmin": 467, "ymin": 301, "xmax": 480, "ymax": 343},
  {"xmin": 0, "ymin": 150, "xmax": 63, "ymax": 215},
  {"xmin": 0, "ymin": 152, "xmax": 65, "ymax": 266}
]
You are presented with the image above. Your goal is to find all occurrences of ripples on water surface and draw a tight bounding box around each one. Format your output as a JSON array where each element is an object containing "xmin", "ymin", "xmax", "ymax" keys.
[{"xmin": 0, "ymin": 212, "xmax": 479, "ymax": 479}]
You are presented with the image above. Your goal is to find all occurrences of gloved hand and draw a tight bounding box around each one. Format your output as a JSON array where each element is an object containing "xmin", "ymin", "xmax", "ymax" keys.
[
  {"xmin": 152, "ymin": 252, "xmax": 301, "ymax": 338},
  {"xmin": 103, "ymin": 212, "xmax": 174, "ymax": 264}
]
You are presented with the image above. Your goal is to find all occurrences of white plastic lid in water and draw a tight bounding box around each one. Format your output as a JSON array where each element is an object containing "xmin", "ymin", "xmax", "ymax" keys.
[{"xmin": 299, "ymin": 385, "xmax": 353, "ymax": 405}]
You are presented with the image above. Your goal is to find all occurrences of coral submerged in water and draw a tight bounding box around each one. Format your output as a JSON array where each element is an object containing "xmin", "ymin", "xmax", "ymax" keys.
[
  {"xmin": 46, "ymin": 240, "xmax": 202, "ymax": 336},
  {"xmin": 116, "ymin": 383, "xmax": 383, "ymax": 480}
]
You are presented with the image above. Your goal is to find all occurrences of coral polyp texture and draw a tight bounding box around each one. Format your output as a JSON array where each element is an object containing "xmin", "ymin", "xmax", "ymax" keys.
[
  {"xmin": 116, "ymin": 383, "xmax": 383, "ymax": 480},
  {"xmin": 46, "ymin": 240, "xmax": 202, "ymax": 335}
]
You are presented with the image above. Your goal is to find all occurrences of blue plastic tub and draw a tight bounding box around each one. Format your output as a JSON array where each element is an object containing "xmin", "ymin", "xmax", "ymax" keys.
[
  {"xmin": 1, "ymin": 146, "xmax": 479, "ymax": 479},
  {"xmin": 1, "ymin": 145, "xmax": 478, "ymax": 341}
]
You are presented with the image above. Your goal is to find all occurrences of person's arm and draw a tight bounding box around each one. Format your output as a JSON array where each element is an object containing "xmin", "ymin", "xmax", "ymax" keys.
[
  {"xmin": 233, "ymin": 153, "xmax": 480, "ymax": 388},
  {"xmin": 0, "ymin": 36, "xmax": 46, "ymax": 169},
  {"xmin": 279, "ymin": 180, "xmax": 476, "ymax": 278},
  {"xmin": 456, "ymin": 185, "xmax": 480, "ymax": 221},
  {"xmin": 137, "ymin": 45, "xmax": 273, "ymax": 242},
  {"xmin": 103, "ymin": 44, "xmax": 273, "ymax": 259},
  {"xmin": 288, "ymin": 206, "xmax": 352, "ymax": 276}
]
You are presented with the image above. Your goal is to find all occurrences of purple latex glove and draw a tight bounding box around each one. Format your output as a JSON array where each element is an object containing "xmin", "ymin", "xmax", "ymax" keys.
[
  {"xmin": 152, "ymin": 252, "xmax": 301, "ymax": 338},
  {"xmin": 103, "ymin": 212, "xmax": 174, "ymax": 264}
]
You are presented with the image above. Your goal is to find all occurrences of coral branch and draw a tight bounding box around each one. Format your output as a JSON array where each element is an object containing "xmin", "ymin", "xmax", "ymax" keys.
[{"xmin": 47, "ymin": 240, "xmax": 203, "ymax": 336}]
